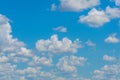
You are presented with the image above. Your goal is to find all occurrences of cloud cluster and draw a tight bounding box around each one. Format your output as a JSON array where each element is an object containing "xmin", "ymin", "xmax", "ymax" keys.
[
  {"xmin": 0, "ymin": 14, "xmax": 33, "ymax": 80},
  {"xmin": 36, "ymin": 34, "xmax": 82, "ymax": 54},
  {"xmin": 57, "ymin": 55, "xmax": 87, "ymax": 72},
  {"xmin": 1, "ymin": 2, "xmax": 120, "ymax": 78},
  {"xmin": 0, "ymin": 14, "xmax": 89, "ymax": 80},
  {"xmin": 28, "ymin": 56, "xmax": 52, "ymax": 66},
  {"xmin": 93, "ymin": 63, "xmax": 120, "ymax": 80},
  {"xmin": 0, "ymin": 15, "xmax": 33, "ymax": 64}
]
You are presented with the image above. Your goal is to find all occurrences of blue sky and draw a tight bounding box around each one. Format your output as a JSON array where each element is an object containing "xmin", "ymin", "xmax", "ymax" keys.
[{"xmin": 0, "ymin": 0, "xmax": 120, "ymax": 80}]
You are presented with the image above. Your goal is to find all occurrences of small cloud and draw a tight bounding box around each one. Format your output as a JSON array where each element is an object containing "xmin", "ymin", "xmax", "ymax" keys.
[
  {"xmin": 103, "ymin": 55, "xmax": 116, "ymax": 62},
  {"xmin": 51, "ymin": 3, "xmax": 57, "ymax": 11},
  {"xmin": 86, "ymin": 40, "xmax": 96, "ymax": 47},
  {"xmin": 105, "ymin": 33, "xmax": 119, "ymax": 43},
  {"xmin": 53, "ymin": 26, "xmax": 67, "ymax": 32}
]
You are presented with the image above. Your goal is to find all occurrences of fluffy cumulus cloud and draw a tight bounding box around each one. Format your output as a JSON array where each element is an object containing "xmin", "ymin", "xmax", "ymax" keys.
[
  {"xmin": 79, "ymin": 6, "xmax": 120, "ymax": 27},
  {"xmin": 59, "ymin": 0, "xmax": 100, "ymax": 11},
  {"xmin": 93, "ymin": 63, "xmax": 120, "ymax": 80},
  {"xmin": 36, "ymin": 34, "xmax": 82, "ymax": 54},
  {"xmin": 53, "ymin": 26, "xmax": 67, "ymax": 32},
  {"xmin": 105, "ymin": 33, "xmax": 119, "ymax": 43},
  {"xmin": 79, "ymin": 8, "xmax": 110, "ymax": 27},
  {"xmin": 103, "ymin": 55, "xmax": 116, "ymax": 62},
  {"xmin": 57, "ymin": 55, "xmax": 87, "ymax": 72}
]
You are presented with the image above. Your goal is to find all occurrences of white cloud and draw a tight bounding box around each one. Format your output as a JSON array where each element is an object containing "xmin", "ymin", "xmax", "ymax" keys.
[
  {"xmin": 86, "ymin": 40, "xmax": 96, "ymax": 47},
  {"xmin": 0, "ymin": 63, "xmax": 22, "ymax": 80},
  {"xmin": 29, "ymin": 56, "xmax": 52, "ymax": 66},
  {"xmin": 93, "ymin": 63, "xmax": 120, "ymax": 80},
  {"xmin": 59, "ymin": 0, "xmax": 100, "ymax": 12},
  {"xmin": 0, "ymin": 56, "xmax": 9, "ymax": 63},
  {"xmin": 105, "ymin": 33, "xmax": 119, "ymax": 43},
  {"xmin": 79, "ymin": 8, "xmax": 110, "ymax": 27},
  {"xmin": 0, "ymin": 14, "xmax": 32, "ymax": 60},
  {"xmin": 16, "ymin": 67, "xmax": 40, "ymax": 75},
  {"xmin": 0, "ymin": 14, "xmax": 25, "ymax": 53},
  {"xmin": 115, "ymin": 0, "xmax": 120, "ymax": 6},
  {"xmin": 16, "ymin": 67, "xmax": 57, "ymax": 80},
  {"xmin": 103, "ymin": 55, "xmax": 116, "ymax": 62},
  {"xmin": 36, "ymin": 34, "xmax": 82, "ymax": 54},
  {"xmin": 53, "ymin": 26, "xmax": 67, "ymax": 32},
  {"xmin": 57, "ymin": 56, "xmax": 87, "ymax": 72},
  {"xmin": 0, "ymin": 14, "xmax": 34, "ymax": 79},
  {"xmin": 79, "ymin": 6, "xmax": 120, "ymax": 27},
  {"xmin": 0, "ymin": 14, "xmax": 9, "ymax": 25},
  {"xmin": 17, "ymin": 47, "xmax": 32, "ymax": 57},
  {"xmin": 106, "ymin": 6, "xmax": 120, "ymax": 18}
]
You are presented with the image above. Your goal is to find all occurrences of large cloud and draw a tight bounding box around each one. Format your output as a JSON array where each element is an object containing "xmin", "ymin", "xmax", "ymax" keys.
[{"xmin": 36, "ymin": 34, "xmax": 82, "ymax": 54}]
